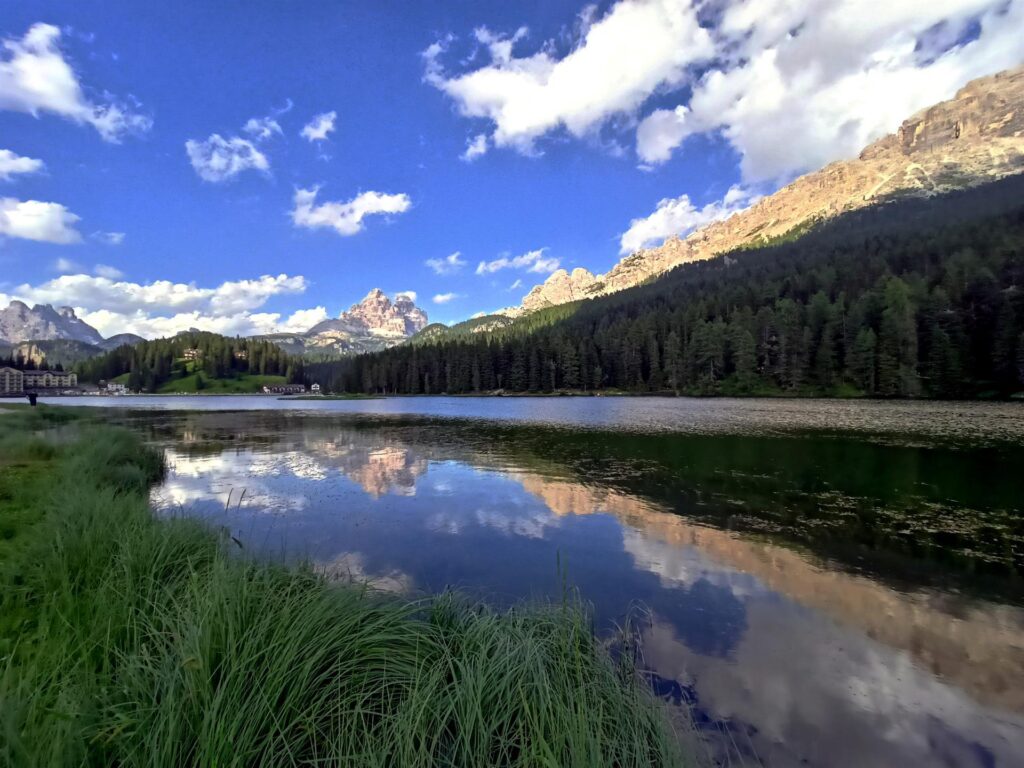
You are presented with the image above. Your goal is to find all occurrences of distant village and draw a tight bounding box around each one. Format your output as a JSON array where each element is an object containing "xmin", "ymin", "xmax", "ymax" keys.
[{"xmin": 1, "ymin": 364, "xmax": 318, "ymax": 398}]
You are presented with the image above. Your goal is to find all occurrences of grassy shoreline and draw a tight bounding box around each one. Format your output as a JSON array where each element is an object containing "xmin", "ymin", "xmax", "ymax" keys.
[{"xmin": 0, "ymin": 406, "xmax": 690, "ymax": 767}]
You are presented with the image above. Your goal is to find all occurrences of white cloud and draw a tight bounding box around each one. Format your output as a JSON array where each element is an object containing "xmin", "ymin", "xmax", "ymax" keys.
[
  {"xmin": 93, "ymin": 263, "xmax": 124, "ymax": 279},
  {"xmin": 634, "ymin": 105, "xmax": 688, "ymax": 166},
  {"xmin": 461, "ymin": 134, "xmax": 488, "ymax": 161},
  {"xmin": 425, "ymin": 251, "xmax": 467, "ymax": 275},
  {"xmin": 423, "ymin": 0, "xmax": 714, "ymax": 154},
  {"xmin": 91, "ymin": 231, "xmax": 125, "ymax": 246},
  {"xmin": 476, "ymin": 247, "xmax": 559, "ymax": 275},
  {"xmin": 277, "ymin": 306, "xmax": 328, "ymax": 333},
  {"xmin": 9, "ymin": 272, "xmax": 306, "ymax": 316},
  {"xmin": 185, "ymin": 134, "xmax": 269, "ymax": 182},
  {"xmin": 301, "ymin": 110, "xmax": 336, "ymax": 141},
  {"xmin": 636, "ymin": 0, "xmax": 1024, "ymax": 181},
  {"xmin": 291, "ymin": 186, "xmax": 411, "ymax": 237},
  {"xmin": 0, "ymin": 197, "xmax": 82, "ymax": 243},
  {"xmin": 0, "ymin": 23, "xmax": 152, "ymax": 142},
  {"xmin": 0, "ymin": 149, "xmax": 44, "ymax": 180},
  {"xmin": 4, "ymin": 272, "xmax": 314, "ymax": 339},
  {"xmin": 619, "ymin": 185, "xmax": 758, "ymax": 254},
  {"xmin": 54, "ymin": 257, "xmax": 82, "ymax": 273},
  {"xmin": 424, "ymin": 1, "xmax": 1024, "ymax": 181},
  {"xmin": 395, "ymin": 291, "xmax": 417, "ymax": 302},
  {"xmin": 433, "ymin": 292, "xmax": 460, "ymax": 304},
  {"xmin": 509, "ymin": 278, "xmax": 523, "ymax": 290},
  {"xmin": 243, "ymin": 116, "xmax": 282, "ymax": 141}
]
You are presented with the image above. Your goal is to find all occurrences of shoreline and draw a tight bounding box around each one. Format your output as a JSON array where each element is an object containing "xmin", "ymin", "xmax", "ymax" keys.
[{"xmin": 0, "ymin": 406, "xmax": 692, "ymax": 765}]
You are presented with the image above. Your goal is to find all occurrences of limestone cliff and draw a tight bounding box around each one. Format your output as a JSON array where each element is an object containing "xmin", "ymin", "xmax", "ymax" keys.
[
  {"xmin": 505, "ymin": 65, "xmax": 1024, "ymax": 314},
  {"xmin": 300, "ymin": 289, "xmax": 429, "ymax": 355}
]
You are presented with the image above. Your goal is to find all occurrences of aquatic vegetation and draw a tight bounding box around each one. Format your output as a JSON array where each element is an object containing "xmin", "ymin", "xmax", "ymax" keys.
[{"xmin": 0, "ymin": 407, "xmax": 689, "ymax": 767}]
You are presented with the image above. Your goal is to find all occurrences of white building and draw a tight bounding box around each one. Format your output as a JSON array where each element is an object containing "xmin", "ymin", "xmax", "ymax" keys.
[
  {"xmin": 23, "ymin": 370, "xmax": 78, "ymax": 389},
  {"xmin": 0, "ymin": 367, "xmax": 24, "ymax": 395}
]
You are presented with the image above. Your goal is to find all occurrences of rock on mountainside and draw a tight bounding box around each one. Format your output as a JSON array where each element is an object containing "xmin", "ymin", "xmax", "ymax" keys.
[
  {"xmin": 0, "ymin": 301, "xmax": 105, "ymax": 345},
  {"xmin": 505, "ymin": 65, "xmax": 1024, "ymax": 315},
  {"xmin": 268, "ymin": 289, "xmax": 430, "ymax": 356}
]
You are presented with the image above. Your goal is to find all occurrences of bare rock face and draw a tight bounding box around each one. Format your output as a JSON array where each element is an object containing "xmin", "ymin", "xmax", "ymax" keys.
[
  {"xmin": 520, "ymin": 268, "xmax": 600, "ymax": 313},
  {"xmin": 303, "ymin": 289, "xmax": 429, "ymax": 355},
  {"xmin": 0, "ymin": 300, "xmax": 104, "ymax": 345},
  {"xmin": 505, "ymin": 65, "xmax": 1024, "ymax": 314}
]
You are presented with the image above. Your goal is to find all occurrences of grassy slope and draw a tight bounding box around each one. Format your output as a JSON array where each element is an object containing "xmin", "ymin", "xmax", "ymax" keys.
[
  {"xmin": 0, "ymin": 406, "xmax": 690, "ymax": 767},
  {"xmin": 157, "ymin": 372, "xmax": 287, "ymax": 393}
]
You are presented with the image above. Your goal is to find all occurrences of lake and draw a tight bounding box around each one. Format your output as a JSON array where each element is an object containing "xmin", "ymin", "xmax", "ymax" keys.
[{"xmin": 44, "ymin": 395, "xmax": 1024, "ymax": 767}]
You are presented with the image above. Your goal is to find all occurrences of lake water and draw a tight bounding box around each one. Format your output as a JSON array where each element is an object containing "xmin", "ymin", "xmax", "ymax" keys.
[{"xmin": 45, "ymin": 396, "xmax": 1024, "ymax": 767}]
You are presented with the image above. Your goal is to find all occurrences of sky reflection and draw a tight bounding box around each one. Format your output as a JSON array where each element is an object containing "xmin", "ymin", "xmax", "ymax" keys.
[{"xmin": 148, "ymin": 413, "xmax": 1024, "ymax": 767}]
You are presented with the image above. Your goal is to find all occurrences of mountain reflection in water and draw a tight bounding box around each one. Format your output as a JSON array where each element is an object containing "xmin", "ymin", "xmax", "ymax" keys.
[{"xmin": 139, "ymin": 410, "xmax": 1024, "ymax": 768}]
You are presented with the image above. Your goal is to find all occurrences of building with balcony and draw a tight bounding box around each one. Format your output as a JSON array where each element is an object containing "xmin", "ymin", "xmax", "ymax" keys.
[
  {"xmin": 22, "ymin": 370, "xmax": 78, "ymax": 389},
  {"xmin": 0, "ymin": 367, "xmax": 24, "ymax": 395}
]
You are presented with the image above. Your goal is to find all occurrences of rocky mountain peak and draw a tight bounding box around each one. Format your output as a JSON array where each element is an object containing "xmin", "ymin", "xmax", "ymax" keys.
[
  {"xmin": 341, "ymin": 289, "xmax": 428, "ymax": 337},
  {"xmin": 298, "ymin": 289, "xmax": 429, "ymax": 355},
  {"xmin": 502, "ymin": 64, "xmax": 1024, "ymax": 317},
  {"xmin": 520, "ymin": 268, "xmax": 600, "ymax": 313},
  {"xmin": 0, "ymin": 300, "xmax": 104, "ymax": 345}
]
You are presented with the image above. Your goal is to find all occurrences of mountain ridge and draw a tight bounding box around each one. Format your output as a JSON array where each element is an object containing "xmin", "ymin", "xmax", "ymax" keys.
[
  {"xmin": 504, "ymin": 64, "xmax": 1024, "ymax": 316},
  {"xmin": 0, "ymin": 301, "xmax": 105, "ymax": 346}
]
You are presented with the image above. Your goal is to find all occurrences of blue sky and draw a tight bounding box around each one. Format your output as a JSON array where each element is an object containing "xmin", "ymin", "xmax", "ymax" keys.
[{"xmin": 1, "ymin": 0, "xmax": 1021, "ymax": 338}]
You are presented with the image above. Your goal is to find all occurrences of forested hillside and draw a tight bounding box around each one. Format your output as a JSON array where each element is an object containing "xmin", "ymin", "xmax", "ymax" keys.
[
  {"xmin": 309, "ymin": 177, "xmax": 1024, "ymax": 399},
  {"xmin": 76, "ymin": 331, "xmax": 304, "ymax": 393}
]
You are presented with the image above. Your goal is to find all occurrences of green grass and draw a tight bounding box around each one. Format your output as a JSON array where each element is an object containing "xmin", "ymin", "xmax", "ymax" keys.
[
  {"xmin": 0, "ymin": 407, "xmax": 691, "ymax": 767},
  {"xmin": 157, "ymin": 372, "xmax": 287, "ymax": 394}
]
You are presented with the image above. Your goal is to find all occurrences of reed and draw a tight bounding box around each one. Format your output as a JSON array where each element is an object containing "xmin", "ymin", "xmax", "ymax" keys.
[{"xmin": 0, "ymin": 407, "xmax": 690, "ymax": 767}]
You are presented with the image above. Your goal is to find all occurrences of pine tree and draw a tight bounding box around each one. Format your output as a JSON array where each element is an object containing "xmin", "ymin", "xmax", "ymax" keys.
[{"xmin": 849, "ymin": 327, "xmax": 877, "ymax": 394}]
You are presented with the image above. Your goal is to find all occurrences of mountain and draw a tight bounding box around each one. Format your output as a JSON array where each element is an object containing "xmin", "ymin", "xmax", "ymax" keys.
[
  {"xmin": 505, "ymin": 65, "xmax": 1024, "ymax": 315},
  {"xmin": 308, "ymin": 174, "xmax": 1024, "ymax": 399},
  {"xmin": 258, "ymin": 289, "xmax": 430, "ymax": 357},
  {"xmin": 0, "ymin": 301, "xmax": 104, "ymax": 345},
  {"xmin": 409, "ymin": 314, "xmax": 514, "ymax": 345},
  {"xmin": 98, "ymin": 333, "xmax": 147, "ymax": 351},
  {"xmin": 6, "ymin": 340, "xmax": 105, "ymax": 367}
]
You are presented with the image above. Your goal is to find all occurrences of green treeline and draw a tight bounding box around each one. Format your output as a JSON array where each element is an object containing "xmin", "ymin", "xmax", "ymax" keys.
[
  {"xmin": 0, "ymin": 351, "xmax": 65, "ymax": 372},
  {"xmin": 75, "ymin": 331, "xmax": 304, "ymax": 392},
  {"xmin": 310, "ymin": 178, "xmax": 1024, "ymax": 398}
]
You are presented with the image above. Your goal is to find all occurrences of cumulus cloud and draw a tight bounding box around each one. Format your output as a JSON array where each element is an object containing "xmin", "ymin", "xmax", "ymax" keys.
[
  {"xmin": 4, "ymin": 272, "xmax": 314, "ymax": 338},
  {"xmin": 243, "ymin": 115, "xmax": 282, "ymax": 141},
  {"xmin": 0, "ymin": 23, "xmax": 152, "ymax": 142},
  {"xmin": 619, "ymin": 185, "xmax": 758, "ymax": 254},
  {"xmin": 425, "ymin": 1, "xmax": 1024, "ymax": 180},
  {"xmin": 432, "ymin": 292, "xmax": 460, "ymax": 304},
  {"xmin": 91, "ymin": 231, "xmax": 125, "ymax": 246},
  {"xmin": 0, "ymin": 197, "xmax": 82, "ymax": 243},
  {"xmin": 276, "ymin": 305, "xmax": 328, "ymax": 333},
  {"xmin": 185, "ymin": 134, "xmax": 269, "ymax": 182},
  {"xmin": 476, "ymin": 248, "xmax": 559, "ymax": 275},
  {"xmin": 461, "ymin": 134, "xmax": 488, "ymax": 161},
  {"xmin": 93, "ymin": 263, "xmax": 124, "ymax": 279},
  {"xmin": 636, "ymin": 0, "xmax": 1024, "ymax": 180},
  {"xmin": 395, "ymin": 290, "xmax": 417, "ymax": 302},
  {"xmin": 423, "ymin": 0, "xmax": 713, "ymax": 154},
  {"xmin": 0, "ymin": 149, "xmax": 44, "ymax": 180},
  {"xmin": 291, "ymin": 186, "xmax": 411, "ymax": 237},
  {"xmin": 301, "ymin": 110, "xmax": 337, "ymax": 141},
  {"xmin": 425, "ymin": 251, "xmax": 467, "ymax": 275}
]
